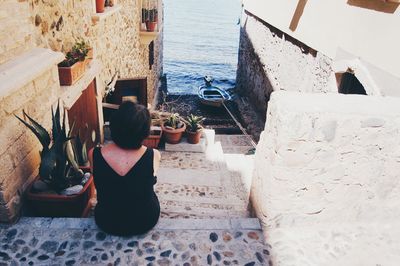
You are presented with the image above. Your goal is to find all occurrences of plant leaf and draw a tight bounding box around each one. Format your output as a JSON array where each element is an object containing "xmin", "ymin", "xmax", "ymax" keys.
[{"xmin": 15, "ymin": 114, "xmax": 50, "ymax": 150}]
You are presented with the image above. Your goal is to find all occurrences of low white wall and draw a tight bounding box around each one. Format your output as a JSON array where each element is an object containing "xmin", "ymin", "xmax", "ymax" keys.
[{"xmin": 252, "ymin": 91, "xmax": 400, "ymax": 265}]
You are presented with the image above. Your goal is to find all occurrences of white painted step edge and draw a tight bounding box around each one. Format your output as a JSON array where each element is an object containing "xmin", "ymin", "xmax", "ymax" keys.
[{"xmin": 3, "ymin": 217, "xmax": 261, "ymax": 230}]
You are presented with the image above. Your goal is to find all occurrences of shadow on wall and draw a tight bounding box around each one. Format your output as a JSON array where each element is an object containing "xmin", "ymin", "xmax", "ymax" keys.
[{"xmin": 347, "ymin": 0, "xmax": 399, "ymax": 13}]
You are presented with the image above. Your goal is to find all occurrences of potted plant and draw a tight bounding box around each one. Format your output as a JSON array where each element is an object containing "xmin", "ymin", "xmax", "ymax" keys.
[
  {"xmin": 161, "ymin": 113, "xmax": 186, "ymax": 144},
  {"xmin": 15, "ymin": 102, "xmax": 94, "ymax": 217},
  {"xmin": 96, "ymin": 0, "xmax": 105, "ymax": 13},
  {"xmin": 142, "ymin": 111, "xmax": 163, "ymax": 148},
  {"xmin": 185, "ymin": 114, "xmax": 205, "ymax": 144},
  {"xmin": 145, "ymin": 8, "xmax": 158, "ymax": 32},
  {"xmin": 58, "ymin": 39, "xmax": 91, "ymax": 86}
]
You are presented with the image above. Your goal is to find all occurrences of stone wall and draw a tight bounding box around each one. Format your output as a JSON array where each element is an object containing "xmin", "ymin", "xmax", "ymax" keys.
[
  {"xmin": 236, "ymin": 12, "xmax": 336, "ymax": 139},
  {"xmin": 0, "ymin": 64, "xmax": 61, "ymax": 222},
  {"xmin": 252, "ymin": 91, "xmax": 400, "ymax": 264},
  {"xmin": 29, "ymin": 0, "xmax": 163, "ymax": 104},
  {"xmin": 0, "ymin": 0, "xmax": 163, "ymax": 104},
  {"xmin": 0, "ymin": 0, "xmax": 34, "ymax": 65}
]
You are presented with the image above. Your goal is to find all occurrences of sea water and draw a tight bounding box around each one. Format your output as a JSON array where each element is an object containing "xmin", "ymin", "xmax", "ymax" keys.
[{"xmin": 163, "ymin": 0, "xmax": 242, "ymax": 94}]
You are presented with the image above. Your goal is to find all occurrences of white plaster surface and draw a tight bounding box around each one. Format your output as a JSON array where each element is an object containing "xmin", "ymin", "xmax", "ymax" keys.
[{"xmin": 252, "ymin": 91, "xmax": 400, "ymax": 265}]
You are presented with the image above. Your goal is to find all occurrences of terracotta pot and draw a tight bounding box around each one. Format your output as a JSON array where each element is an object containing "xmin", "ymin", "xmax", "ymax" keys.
[
  {"xmin": 186, "ymin": 129, "xmax": 202, "ymax": 144},
  {"xmin": 26, "ymin": 169, "xmax": 95, "ymax": 218},
  {"xmin": 96, "ymin": 0, "xmax": 105, "ymax": 13},
  {"xmin": 58, "ymin": 60, "xmax": 86, "ymax": 86},
  {"xmin": 146, "ymin": 21, "xmax": 157, "ymax": 32},
  {"xmin": 142, "ymin": 127, "xmax": 162, "ymax": 148},
  {"xmin": 161, "ymin": 123, "xmax": 186, "ymax": 144}
]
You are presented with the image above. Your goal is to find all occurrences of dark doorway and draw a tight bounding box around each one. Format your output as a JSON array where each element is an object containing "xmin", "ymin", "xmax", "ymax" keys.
[
  {"xmin": 338, "ymin": 72, "xmax": 367, "ymax": 95},
  {"xmin": 102, "ymin": 78, "xmax": 148, "ymax": 123}
]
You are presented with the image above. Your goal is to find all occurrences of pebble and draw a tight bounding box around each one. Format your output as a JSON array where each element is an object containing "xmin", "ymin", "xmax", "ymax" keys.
[
  {"xmin": 207, "ymin": 254, "xmax": 212, "ymax": 265},
  {"xmin": 6, "ymin": 229, "xmax": 18, "ymax": 240},
  {"xmin": 37, "ymin": 254, "xmax": 49, "ymax": 260},
  {"xmin": 213, "ymin": 251, "xmax": 221, "ymax": 261},
  {"xmin": 255, "ymin": 252, "xmax": 264, "ymax": 263},
  {"xmin": 160, "ymin": 250, "xmax": 172, "ymax": 257},
  {"xmin": 247, "ymin": 232, "xmax": 259, "ymax": 240},
  {"xmin": 209, "ymin": 232, "xmax": 218, "ymax": 242},
  {"xmin": 55, "ymin": 250, "xmax": 65, "ymax": 257},
  {"xmin": 145, "ymin": 256, "xmax": 156, "ymax": 261},
  {"xmin": 83, "ymin": 241, "xmax": 96, "ymax": 250},
  {"xmin": 0, "ymin": 251, "xmax": 11, "ymax": 261},
  {"xmin": 60, "ymin": 185, "xmax": 83, "ymax": 195},
  {"xmin": 101, "ymin": 253, "xmax": 108, "ymax": 260},
  {"xmin": 127, "ymin": 241, "xmax": 138, "ymax": 247},
  {"xmin": 81, "ymin": 172, "xmax": 91, "ymax": 185},
  {"xmin": 40, "ymin": 241, "xmax": 58, "ymax": 253}
]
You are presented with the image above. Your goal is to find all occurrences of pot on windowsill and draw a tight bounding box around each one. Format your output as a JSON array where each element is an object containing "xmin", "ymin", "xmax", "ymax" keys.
[
  {"xmin": 161, "ymin": 122, "xmax": 186, "ymax": 144},
  {"xmin": 26, "ymin": 169, "xmax": 95, "ymax": 218},
  {"xmin": 146, "ymin": 21, "xmax": 157, "ymax": 32},
  {"xmin": 58, "ymin": 60, "xmax": 86, "ymax": 86},
  {"xmin": 186, "ymin": 128, "xmax": 202, "ymax": 144}
]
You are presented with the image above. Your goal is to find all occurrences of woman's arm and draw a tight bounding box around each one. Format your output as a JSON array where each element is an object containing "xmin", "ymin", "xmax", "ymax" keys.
[{"xmin": 153, "ymin": 149, "xmax": 161, "ymax": 176}]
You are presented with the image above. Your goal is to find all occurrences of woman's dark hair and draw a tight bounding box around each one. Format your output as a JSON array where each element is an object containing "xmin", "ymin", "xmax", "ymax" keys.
[{"xmin": 110, "ymin": 101, "xmax": 151, "ymax": 149}]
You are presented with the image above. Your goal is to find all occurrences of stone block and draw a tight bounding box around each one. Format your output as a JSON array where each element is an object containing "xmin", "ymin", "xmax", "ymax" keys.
[{"xmin": 252, "ymin": 91, "xmax": 400, "ymax": 229}]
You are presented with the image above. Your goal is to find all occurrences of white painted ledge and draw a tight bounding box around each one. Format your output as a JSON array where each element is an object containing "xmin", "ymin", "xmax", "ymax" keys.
[
  {"xmin": 91, "ymin": 5, "xmax": 122, "ymax": 24},
  {"xmin": 0, "ymin": 48, "xmax": 64, "ymax": 99},
  {"xmin": 61, "ymin": 59, "xmax": 102, "ymax": 109}
]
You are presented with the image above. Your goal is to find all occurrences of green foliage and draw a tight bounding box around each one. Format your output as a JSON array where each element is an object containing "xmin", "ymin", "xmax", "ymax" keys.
[
  {"xmin": 58, "ymin": 39, "xmax": 90, "ymax": 67},
  {"xmin": 164, "ymin": 113, "xmax": 184, "ymax": 129},
  {"xmin": 15, "ymin": 102, "xmax": 85, "ymax": 193},
  {"xmin": 142, "ymin": 8, "xmax": 158, "ymax": 22},
  {"xmin": 185, "ymin": 114, "xmax": 205, "ymax": 132}
]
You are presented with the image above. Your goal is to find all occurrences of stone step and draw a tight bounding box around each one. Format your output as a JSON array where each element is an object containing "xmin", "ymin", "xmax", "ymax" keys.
[
  {"xmin": 160, "ymin": 201, "xmax": 250, "ymax": 219},
  {"xmin": 0, "ymin": 217, "xmax": 271, "ymax": 265}
]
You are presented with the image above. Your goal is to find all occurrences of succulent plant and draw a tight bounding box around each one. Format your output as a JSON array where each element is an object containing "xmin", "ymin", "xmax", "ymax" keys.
[
  {"xmin": 185, "ymin": 114, "xmax": 205, "ymax": 133},
  {"xmin": 15, "ymin": 102, "xmax": 85, "ymax": 193},
  {"xmin": 58, "ymin": 39, "xmax": 90, "ymax": 67},
  {"xmin": 164, "ymin": 113, "xmax": 184, "ymax": 130}
]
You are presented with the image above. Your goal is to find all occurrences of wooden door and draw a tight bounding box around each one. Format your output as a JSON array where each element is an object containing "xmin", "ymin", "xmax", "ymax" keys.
[{"xmin": 68, "ymin": 80, "xmax": 100, "ymax": 151}]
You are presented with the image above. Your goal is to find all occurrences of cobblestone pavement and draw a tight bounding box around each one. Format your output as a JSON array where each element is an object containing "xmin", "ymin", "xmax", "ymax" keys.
[
  {"xmin": 0, "ymin": 135, "xmax": 271, "ymax": 265},
  {"xmin": 0, "ymin": 218, "xmax": 271, "ymax": 265}
]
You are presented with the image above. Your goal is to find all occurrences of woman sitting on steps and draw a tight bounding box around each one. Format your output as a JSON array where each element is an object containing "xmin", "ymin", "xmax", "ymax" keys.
[{"xmin": 89, "ymin": 101, "xmax": 161, "ymax": 236}]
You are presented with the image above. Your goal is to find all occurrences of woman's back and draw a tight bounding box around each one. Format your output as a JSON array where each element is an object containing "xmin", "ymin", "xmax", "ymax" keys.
[{"xmin": 92, "ymin": 146, "xmax": 160, "ymax": 236}]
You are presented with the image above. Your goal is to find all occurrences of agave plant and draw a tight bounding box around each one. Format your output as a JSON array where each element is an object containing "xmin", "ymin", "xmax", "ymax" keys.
[
  {"xmin": 185, "ymin": 114, "xmax": 205, "ymax": 133},
  {"xmin": 164, "ymin": 113, "xmax": 184, "ymax": 129},
  {"xmin": 15, "ymin": 102, "xmax": 84, "ymax": 193}
]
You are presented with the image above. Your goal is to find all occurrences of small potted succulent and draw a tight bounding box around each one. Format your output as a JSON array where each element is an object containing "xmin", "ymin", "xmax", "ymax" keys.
[
  {"xmin": 142, "ymin": 5, "xmax": 158, "ymax": 32},
  {"xmin": 15, "ymin": 102, "xmax": 94, "ymax": 217},
  {"xmin": 161, "ymin": 113, "xmax": 186, "ymax": 144},
  {"xmin": 58, "ymin": 39, "xmax": 91, "ymax": 86},
  {"xmin": 185, "ymin": 114, "xmax": 205, "ymax": 144}
]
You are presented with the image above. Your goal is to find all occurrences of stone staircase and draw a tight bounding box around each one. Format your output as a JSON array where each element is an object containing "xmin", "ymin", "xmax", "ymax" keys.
[{"xmin": 0, "ymin": 134, "xmax": 271, "ymax": 265}]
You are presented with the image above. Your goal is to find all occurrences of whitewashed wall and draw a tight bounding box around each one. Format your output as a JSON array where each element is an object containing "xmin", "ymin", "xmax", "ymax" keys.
[{"xmin": 252, "ymin": 91, "xmax": 400, "ymax": 265}]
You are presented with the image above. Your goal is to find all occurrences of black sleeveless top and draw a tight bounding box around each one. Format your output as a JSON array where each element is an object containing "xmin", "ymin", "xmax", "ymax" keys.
[{"xmin": 93, "ymin": 147, "xmax": 160, "ymax": 236}]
